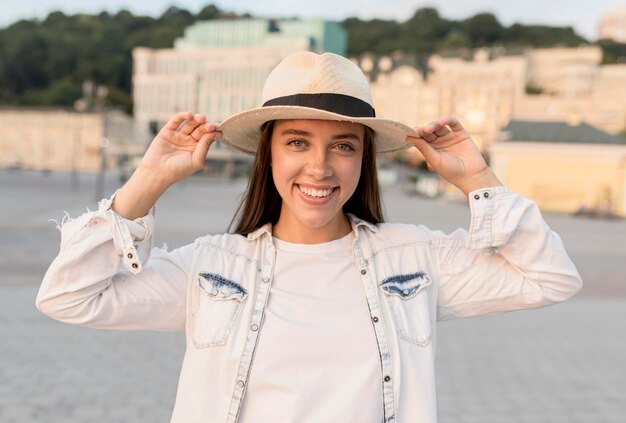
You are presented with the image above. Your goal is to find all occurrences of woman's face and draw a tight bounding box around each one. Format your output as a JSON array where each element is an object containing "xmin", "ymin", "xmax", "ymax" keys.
[{"xmin": 270, "ymin": 119, "xmax": 364, "ymax": 243}]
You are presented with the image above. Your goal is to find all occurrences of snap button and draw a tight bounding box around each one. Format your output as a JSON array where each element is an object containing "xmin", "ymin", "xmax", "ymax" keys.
[
  {"xmin": 473, "ymin": 194, "xmax": 480, "ymax": 200},
  {"xmin": 237, "ymin": 380, "xmax": 245, "ymax": 388},
  {"xmin": 372, "ymin": 316, "xmax": 379, "ymax": 323},
  {"xmin": 131, "ymin": 263, "xmax": 138, "ymax": 269},
  {"xmin": 484, "ymin": 192, "xmax": 490, "ymax": 198},
  {"xmin": 127, "ymin": 253, "xmax": 133, "ymax": 259},
  {"xmin": 361, "ymin": 269, "xmax": 367, "ymax": 275},
  {"xmin": 251, "ymin": 324, "xmax": 259, "ymax": 331},
  {"xmin": 402, "ymin": 289, "xmax": 410, "ymax": 296},
  {"xmin": 384, "ymin": 375, "xmax": 391, "ymax": 382},
  {"xmin": 211, "ymin": 289, "xmax": 218, "ymax": 296},
  {"xmin": 262, "ymin": 277, "xmax": 270, "ymax": 283}
]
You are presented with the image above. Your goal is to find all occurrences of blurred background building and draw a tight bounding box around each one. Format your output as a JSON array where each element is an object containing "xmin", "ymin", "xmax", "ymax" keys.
[
  {"xmin": 132, "ymin": 18, "xmax": 347, "ymax": 170},
  {"xmin": 134, "ymin": 18, "xmax": 346, "ymax": 131},
  {"xmin": 361, "ymin": 45, "xmax": 626, "ymax": 154},
  {"xmin": 491, "ymin": 121, "xmax": 626, "ymax": 217},
  {"xmin": 358, "ymin": 44, "xmax": 626, "ymax": 217},
  {"xmin": 0, "ymin": 18, "xmax": 347, "ymax": 175},
  {"xmin": 0, "ymin": 108, "xmax": 139, "ymax": 173},
  {"xmin": 1, "ymin": 10, "xmax": 625, "ymax": 216},
  {"xmin": 598, "ymin": 5, "xmax": 626, "ymax": 42}
]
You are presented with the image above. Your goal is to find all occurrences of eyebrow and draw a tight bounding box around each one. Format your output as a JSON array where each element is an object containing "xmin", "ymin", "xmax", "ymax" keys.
[{"xmin": 279, "ymin": 129, "xmax": 362, "ymax": 141}]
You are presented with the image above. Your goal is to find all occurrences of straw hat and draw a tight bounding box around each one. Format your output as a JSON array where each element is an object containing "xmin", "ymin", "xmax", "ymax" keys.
[{"xmin": 216, "ymin": 51, "xmax": 417, "ymax": 154}]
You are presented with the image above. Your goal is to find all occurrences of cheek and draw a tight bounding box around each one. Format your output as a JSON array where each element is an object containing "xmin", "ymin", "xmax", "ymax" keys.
[
  {"xmin": 270, "ymin": 152, "xmax": 297, "ymax": 190},
  {"xmin": 341, "ymin": 157, "xmax": 363, "ymax": 192}
]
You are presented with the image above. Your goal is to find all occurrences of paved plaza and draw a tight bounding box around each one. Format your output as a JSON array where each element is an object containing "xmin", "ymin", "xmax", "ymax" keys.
[{"xmin": 1, "ymin": 169, "xmax": 625, "ymax": 422}]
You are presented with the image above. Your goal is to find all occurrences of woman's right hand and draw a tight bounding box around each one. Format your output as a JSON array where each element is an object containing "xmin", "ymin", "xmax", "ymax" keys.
[
  {"xmin": 111, "ymin": 112, "xmax": 221, "ymax": 220},
  {"xmin": 139, "ymin": 112, "xmax": 222, "ymax": 187}
]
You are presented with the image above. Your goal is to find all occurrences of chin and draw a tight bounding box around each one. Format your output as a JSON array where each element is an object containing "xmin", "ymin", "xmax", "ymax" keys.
[{"xmin": 297, "ymin": 215, "xmax": 335, "ymax": 229}]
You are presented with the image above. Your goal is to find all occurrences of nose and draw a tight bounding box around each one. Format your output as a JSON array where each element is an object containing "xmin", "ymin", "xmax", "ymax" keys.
[{"xmin": 306, "ymin": 147, "xmax": 332, "ymax": 180}]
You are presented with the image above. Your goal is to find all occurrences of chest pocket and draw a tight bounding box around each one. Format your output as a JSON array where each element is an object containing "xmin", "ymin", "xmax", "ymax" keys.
[
  {"xmin": 380, "ymin": 272, "xmax": 433, "ymax": 347},
  {"xmin": 191, "ymin": 272, "xmax": 248, "ymax": 348}
]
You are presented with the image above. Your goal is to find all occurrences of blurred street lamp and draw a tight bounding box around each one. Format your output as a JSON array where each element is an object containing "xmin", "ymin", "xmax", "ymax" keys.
[{"xmin": 96, "ymin": 137, "xmax": 109, "ymax": 201}]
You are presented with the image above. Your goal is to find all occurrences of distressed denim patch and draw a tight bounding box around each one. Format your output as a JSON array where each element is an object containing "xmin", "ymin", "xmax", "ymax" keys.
[
  {"xmin": 193, "ymin": 273, "xmax": 248, "ymax": 348},
  {"xmin": 380, "ymin": 272, "xmax": 431, "ymax": 299},
  {"xmin": 198, "ymin": 272, "xmax": 247, "ymax": 302}
]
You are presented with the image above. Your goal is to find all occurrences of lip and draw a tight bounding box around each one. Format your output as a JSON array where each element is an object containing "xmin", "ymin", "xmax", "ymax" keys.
[{"xmin": 295, "ymin": 184, "xmax": 338, "ymax": 205}]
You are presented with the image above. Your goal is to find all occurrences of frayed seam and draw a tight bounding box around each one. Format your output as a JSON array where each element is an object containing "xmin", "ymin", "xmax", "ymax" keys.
[{"xmin": 48, "ymin": 211, "xmax": 72, "ymax": 231}]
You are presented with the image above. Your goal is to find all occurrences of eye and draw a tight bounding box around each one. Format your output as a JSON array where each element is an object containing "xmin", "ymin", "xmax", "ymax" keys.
[
  {"xmin": 335, "ymin": 143, "xmax": 355, "ymax": 152},
  {"xmin": 287, "ymin": 139, "xmax": 306, "ymax": 148}
]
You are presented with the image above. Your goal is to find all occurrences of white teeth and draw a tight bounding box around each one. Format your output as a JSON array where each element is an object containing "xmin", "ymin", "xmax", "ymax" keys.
[{"xmin": 299, "ymin": 185, "xmax": 334, "ymax": 198}]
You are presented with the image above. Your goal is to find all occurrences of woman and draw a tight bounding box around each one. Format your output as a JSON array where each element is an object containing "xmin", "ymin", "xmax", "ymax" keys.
[{"xmin": 36, "ymin": 52, "xmax": 582, "ymax": 422}]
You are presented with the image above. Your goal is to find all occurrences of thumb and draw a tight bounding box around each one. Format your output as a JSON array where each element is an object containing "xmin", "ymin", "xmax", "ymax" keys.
[
  {"xmin": 407, "ymin": 136, "xmax": 440, "ymax": 169},
  {"xmin": 190, "ymin": 132, "xmax": 218, "ymax": 170}
]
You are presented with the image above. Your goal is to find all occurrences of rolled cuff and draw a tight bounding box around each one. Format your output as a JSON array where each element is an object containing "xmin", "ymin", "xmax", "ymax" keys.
[
  {"xmin": 466, "ymin": 185, "xmax": 514, "ymax": 249},
  {"xmin": 96, "ymin": 190, "xmax": 155, "ymax": 274}
]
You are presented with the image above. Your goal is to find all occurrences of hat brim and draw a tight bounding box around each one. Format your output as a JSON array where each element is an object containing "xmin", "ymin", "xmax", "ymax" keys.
[{"xmin": 216, "ymin": 106, "xmax": 417, "ymax": 155}]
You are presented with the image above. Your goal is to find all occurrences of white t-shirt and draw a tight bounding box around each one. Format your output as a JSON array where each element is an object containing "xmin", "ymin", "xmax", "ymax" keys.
[{"xmin": 238, "ymin": 232, "xmax": 383, "ymax": 423}]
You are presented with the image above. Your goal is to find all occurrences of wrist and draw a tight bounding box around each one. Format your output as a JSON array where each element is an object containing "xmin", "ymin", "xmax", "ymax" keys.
[
  {"xmin": 111, "ymin": 166, "xmax": 171, "ymax": 220},
  {"xmin": 458, "ymin": 168, "xmax": 502, "ymax": 196},
  {"xmin": 134, "ymin": 164, "xmax": 174, "ymax": 192}
]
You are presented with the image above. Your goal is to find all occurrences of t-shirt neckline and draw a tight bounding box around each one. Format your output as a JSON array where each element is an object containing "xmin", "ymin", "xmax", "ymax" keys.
[{"xmin": 272, "ymin": 231, "xmax": 355, "ymax": 254}]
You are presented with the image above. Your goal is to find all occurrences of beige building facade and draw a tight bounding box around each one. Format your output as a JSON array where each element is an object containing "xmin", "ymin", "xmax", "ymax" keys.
[
  {"xmin": 133, "ymin": 19, "xmax": 347, "ymax": 133},
  {"xmin": 490, "ymin": 121, "xmax": 626, "ymax": 217},
  {"xmin": 369, "ymin": 52, "xmax": 527, "ymax": 152},
  {"xmin": 362, "ymin": 46, "xmax": 626, "ymax": 164},
  {"xmin": 598, "ymin": 5, "xmax": 626, "ymax": 42},
  {"xmin": 133, "ymin": 44, "xmax": 308, "ymax": 131},
  {"xmin": 491, "ymin": 142, "xmax": 626, "ymax": 217},
  {"xmin": 132, "ymin": 19, "xmax": 347, "ymax": 168},
  {"xmin": 0, "ymin": 109, "xmax": 140, "ymax": 172}
]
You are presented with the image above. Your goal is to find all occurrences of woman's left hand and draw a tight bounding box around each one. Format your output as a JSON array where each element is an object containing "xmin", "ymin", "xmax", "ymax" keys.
[{"xmin": 406, "ymin": 116, "xmax": 502, "ymax": 195}]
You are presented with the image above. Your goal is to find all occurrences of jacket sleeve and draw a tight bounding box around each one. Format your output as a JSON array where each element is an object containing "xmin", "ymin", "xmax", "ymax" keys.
[
  {"xmin": 35, "ymin": 193, "xmax": 193, "ymax": 331},
  {"xmin": 432, "ymin": 186, "xmax": 582, "ymax": 321}
]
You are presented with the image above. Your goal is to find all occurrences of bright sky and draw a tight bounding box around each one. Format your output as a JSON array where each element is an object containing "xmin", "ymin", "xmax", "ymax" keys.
[{"xmin": 1, "ymin": 0, "xmax": 625, "ymax": 40}]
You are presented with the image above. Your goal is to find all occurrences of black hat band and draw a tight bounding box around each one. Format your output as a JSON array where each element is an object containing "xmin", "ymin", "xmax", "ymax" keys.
[{"xmin": 263, "ymin": 93, "xmax": 376, "ymax": 118}]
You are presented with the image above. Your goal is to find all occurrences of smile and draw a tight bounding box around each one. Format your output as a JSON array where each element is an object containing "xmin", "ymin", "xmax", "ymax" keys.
[{"xmin": 296, "ymin": 185, "xmax": 336, "ymax": 198}]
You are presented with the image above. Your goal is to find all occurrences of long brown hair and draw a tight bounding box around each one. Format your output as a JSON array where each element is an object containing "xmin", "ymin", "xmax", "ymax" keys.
[{"xmin": 229, "ymin": 120, "xmax": 384, "ymax": 236}]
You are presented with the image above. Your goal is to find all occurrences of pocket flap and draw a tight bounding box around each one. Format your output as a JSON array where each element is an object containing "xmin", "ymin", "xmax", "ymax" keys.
[
  {"xmin": 198, "ymin": 272, "xmax": 248, "ymax": 302},
  {"xmin": 380, "ymin": 272, "xmax": 432, "ymax": 299}
]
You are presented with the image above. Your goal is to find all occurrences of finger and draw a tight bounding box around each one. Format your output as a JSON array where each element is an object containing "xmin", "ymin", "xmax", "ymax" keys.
[
  {"xmin": 406, "ymin": 136, "xmax": 440, "ymax": 167},
  {"xmin": 441, "ymin": 116, "xmax": 464, "ymax": 133},
  {"xmin": 190, "ymin": 131, "xmax": 221, "ymax": 169},
  {"xmin": 190, "ymin": 122, "xmax": 217, "ymax": 141},
  {"xmin": 164, "ymin": 112, "xmax": 195, "ymax": 131},
  {"xmin": 416, "ymin": 126, "xmax": 437, "ymax": 142},
  {"xmin": 434, "ymin": 128, "xmax": 449, "ymax": 137},
  {"xmin": 427, "ymin": 119, "xmax": 450, "ymax": 135},
  {"xmin": 178, "ymin": 114, "xmax": 207, "ymax": 135}
]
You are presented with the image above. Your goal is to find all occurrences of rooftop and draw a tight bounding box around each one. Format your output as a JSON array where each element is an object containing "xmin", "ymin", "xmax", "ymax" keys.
[{"xmin": 501, "ymin": 120, "xmax": 626, "ymax": 144}]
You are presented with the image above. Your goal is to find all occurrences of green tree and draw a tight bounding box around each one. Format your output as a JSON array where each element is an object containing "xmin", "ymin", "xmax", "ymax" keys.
[
  {"xmin": 503, "ymin": 24, "xmax": 586, "ymax": 47},
  {"xmin": 342, "ymin": 17, "xmax": 399, "ymax": 55},
  {"xmin": 400, "ymin": 8, "xmax": 452, "ymax": 53},
  {"xmin": 461, "ymin": 13, "xmax": 504, "ymax": 47},
  {"xmin": 596, "ymin": 39, "xmax": 626, "ymax": 64},
  {"xmin": 0, "ymin": 5, "xmax": 592, "ymax": 110}
]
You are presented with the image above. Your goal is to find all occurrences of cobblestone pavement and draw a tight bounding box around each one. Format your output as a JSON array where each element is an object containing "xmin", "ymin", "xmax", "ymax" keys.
[
  {"xmin": 1, "ymin": 170, "xmax": 625, "ymax": 422},
  {"xmin": 2, "ymin": 287, "xmax": 624, "ymax": 422}
]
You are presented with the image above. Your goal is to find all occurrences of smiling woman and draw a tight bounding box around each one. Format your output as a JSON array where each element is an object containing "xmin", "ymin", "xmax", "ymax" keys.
[
  {"xmin": 35, "ymin": 51, "xmax": 582, "ymax": 423},
  {"xmin": 235, "ymin": 119, "xmax": 369, "ymax": 244}
]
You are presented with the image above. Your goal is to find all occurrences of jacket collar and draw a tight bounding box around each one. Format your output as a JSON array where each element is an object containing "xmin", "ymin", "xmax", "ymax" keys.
[
  {"xmin": 347, "ymin": 213, "xmax": 378, "ymax": 233},
  {"xmin": 246, "ymin": 214, "xmax": 377, "ymax": 242},
  {"xmin": 246, "ymin": 223, "xmax": 273, "ymax": 241}
]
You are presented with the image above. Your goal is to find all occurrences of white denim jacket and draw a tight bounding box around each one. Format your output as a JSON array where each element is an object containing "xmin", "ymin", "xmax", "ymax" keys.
[{"xmin": 36, "ymin": 186, "xmax": 582, "ymax": 423}]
